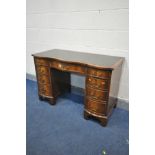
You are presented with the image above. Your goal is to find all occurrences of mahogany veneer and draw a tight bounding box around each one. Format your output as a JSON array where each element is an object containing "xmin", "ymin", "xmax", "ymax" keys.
[{"xmin": 32, "ymin": 49, "xmax": 124, "ymax": 126}]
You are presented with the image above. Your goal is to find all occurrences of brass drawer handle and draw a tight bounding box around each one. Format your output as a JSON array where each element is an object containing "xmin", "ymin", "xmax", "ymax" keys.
[
  {"xmin": 58, "ymin": 63, "xmax": 64, "ymax": 69},
  {"xmin": 58, "ymin": 64, "xmax": 62, "ymax": 68},
  {"xmin": 101, "ymin": 81, "xmax": 105, "ymax": 85},
  {"xmin": 88, "ymin": 78, "xmax": 91, "ymax": 82},
  {"xmin": 58, "ymin": 64, "xmax": 65, "ymax": 69}
]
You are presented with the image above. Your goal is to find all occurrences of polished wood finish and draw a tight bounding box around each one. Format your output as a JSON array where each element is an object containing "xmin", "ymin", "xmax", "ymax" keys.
[
  {"xmin": 50, "ymin": 60, "xmax": 86, "ymax": 75},
  {"xmin": 86, "ymin": 76, "xmax": 109, "ymax": 90},
  {"xmin": 85, "ymin": 97, "xmax": 107, "ymax": 114},
  {"xmin": 35, "ymin": 58, "xmax": 49, "ymax": 66},
  {"xmin": 86, "ymin": 86, "xmax": 108, "ymax": 100},
  {"xmin": 32, "ymin": 49, "xmax": 124, "ymax": 126},
  {"xmin": 36, "ymin": 66, "xmax": 49, "ymax": 75},
  {"xmin": 87, "ymin": 68, "xmax": 111, "ymax": 78}
]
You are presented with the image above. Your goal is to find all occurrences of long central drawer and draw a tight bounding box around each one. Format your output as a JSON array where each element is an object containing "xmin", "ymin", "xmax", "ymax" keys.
[{"xmin": 50, "ymin": 60, "xmax": 86, "ymax": 74}]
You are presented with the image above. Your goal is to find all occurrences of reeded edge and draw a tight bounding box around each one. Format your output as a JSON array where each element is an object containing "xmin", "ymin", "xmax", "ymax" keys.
[
  {"xmin": 84, "ymin": 109, "xmax": 107, "ymax": 119},
  {"xmin": 39, "ymin": 94, "xmax": 54, "ymax": 99}
]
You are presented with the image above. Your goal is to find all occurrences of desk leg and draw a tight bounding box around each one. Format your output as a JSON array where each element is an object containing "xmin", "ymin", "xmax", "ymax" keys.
[
  {"xmin": 84, "ymin": 110, "xmax": 108, "ymax": 127},
  {"xmin": 114, "ymin": 103, "xmax": 117, "ymax": 108},
  {"xmin": 84, "ymin": 111, "xmax": 90, "ymax": 120},
  {"xmin": 39, "ymin": 95, "xmax": 56, "ymax": 105},
  {"xmin": 100, "ymin": 118, "xmax": 108, "ymax": 127},
  {"xmin": 49, "ymin": 98, "xmax": 56, "ymax": 105},
  {"xmin": 39, "ymin": 95, "xmax": 44, "ymax": 101}
]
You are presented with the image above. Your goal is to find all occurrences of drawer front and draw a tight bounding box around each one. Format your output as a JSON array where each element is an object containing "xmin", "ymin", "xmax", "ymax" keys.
[
  {"xmin": 38, "ymin": 84, "xmax": 51, "ymax": 96},
  {"xmin": 35, "ymin": 58, "xmax": 49, "ymax": 66},
  {"xmin": 86, "ymin": 87, "xmax": 108, "ymax": 100},
  {"xmin": 50, "ymin": 61, "xmax": 86, "ymax": 74},
  {"xmin": 36, "ymin": 66, "xmax": 49, "ymax": 75},
  {"xmin": 63, "ymin": 64, "xmax": 85, "ymax": 74},
  {"xmin": 87, "ymin": 76, "xmax": 109, "ymax": 90},
  {"xmin": 87, "ymin": 68, "xmax": 111, "ymax": 78},
  {"xmin": 85, "ymin": 98, "xmax": 107, "ymax": 114},
  {"xmin": 38, "ymin": 74, "xmax": 50, "ymax": 85},
  {"xmin": 50, "ymin": 61, "xmax": 65, "ymax": 69}
]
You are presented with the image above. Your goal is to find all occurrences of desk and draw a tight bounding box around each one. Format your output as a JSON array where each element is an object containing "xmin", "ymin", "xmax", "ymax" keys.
[{"xmin": 32, "ymin": 49, "xmax": 124, "ymax": 126}]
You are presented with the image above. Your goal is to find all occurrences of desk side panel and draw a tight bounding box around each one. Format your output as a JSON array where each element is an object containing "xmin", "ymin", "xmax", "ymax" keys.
[{"xmin": 108, "ymin": 63, "xmax": 123, "ymax": 112}]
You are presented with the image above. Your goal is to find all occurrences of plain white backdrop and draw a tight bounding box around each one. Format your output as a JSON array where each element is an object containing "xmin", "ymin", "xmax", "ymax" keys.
[
  {"xmin": 0, "ymin": 0, "xmax": 155, "ymax": 155},
  {"xmin": 0, "ymin": 1, "xmax": 26, "ymax": 155},
  {"xmin": 130, "ymin": 0, "xmax": 155, "ymax": 155}
]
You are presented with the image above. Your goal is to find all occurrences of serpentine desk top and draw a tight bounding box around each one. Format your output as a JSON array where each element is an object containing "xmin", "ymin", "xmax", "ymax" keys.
[{"xmin": 32, "ymin": 49, "xmax": 124, "ymax": 70}]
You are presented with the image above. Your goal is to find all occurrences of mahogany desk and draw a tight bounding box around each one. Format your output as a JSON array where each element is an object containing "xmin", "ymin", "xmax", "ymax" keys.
[{"xmin": 32, "ymin": 49, "xmax": 124, "ymax": 126}]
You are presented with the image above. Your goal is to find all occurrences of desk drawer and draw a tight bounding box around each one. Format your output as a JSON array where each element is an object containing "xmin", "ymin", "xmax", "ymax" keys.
[
  {"xmin": 87, "ymin": 76, "xmax": 109, "ymax": 90},
  {"xmin": 85, "ymin": 97, "xmax": 107, "ymax": 114},
  {"xmin": 86, "ymin": 86, "xmax": 108, "ymax": 100},
  {"xmin": 38, "ymin": 84, "xmax": 51, "ymax": 96},
  {"xmin": 50, "ymin": 61, "xmax": 85, "ymax": 74},
  {"xmin": 87, "ymin": 68, "xmax": 111, "ymax": 78},
  {"xmin": 38, "ymin": 74, "xmax": 50, "ymax": 85},
  {"xmin": 36, "ymin": 66, "xmax": 49, "ymax": 75},
  {"xmin": 35, "ymin": 58, "xmax": 49, "ymax": 66}
]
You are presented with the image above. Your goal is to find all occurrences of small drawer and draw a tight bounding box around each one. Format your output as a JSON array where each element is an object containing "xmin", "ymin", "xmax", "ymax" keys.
[
  {"xmin": 87, "ymin": 76, "xmax": 109, "ymax": 90},
  {"xmin": 86, "ymin": 86, "xmax": 108, "ymax": 100},
  {"xmin": 50, "ymin": 61, "xmax": 65, "ymax": 70},
  {"xmin": 38, "ymin": 84, "xmax": 51, "ymax": 96},
  {"xmin": 87, "ymin": 68, "xmax": 111, "ymax": 78},
  {"xmin": 36, "ymin": 66, "xmax": 49, "ymax": 75},
  {"xmin": 50, "ymin": 60, "xmax": 86, "ymax": 74},
  {"xmin": 35, "ymin": 58, "xmax": 49, "ymax": 66},
  {"xmin": 38, "ymin": 74, "xmax": 50, "ymax": 85},
  {"xmin": 85, "ymin": 97, "xmax": 107, "ymax": 114}
]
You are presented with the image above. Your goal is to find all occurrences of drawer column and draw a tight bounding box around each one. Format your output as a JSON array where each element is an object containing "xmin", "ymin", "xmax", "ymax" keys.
[
  {"xmin": 34, "ymin": 57, "xmax": 56, "ymax": 105},
  {"xmin": 84, "ymin": 67, "xmax": 112, "ymax": 126}
]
